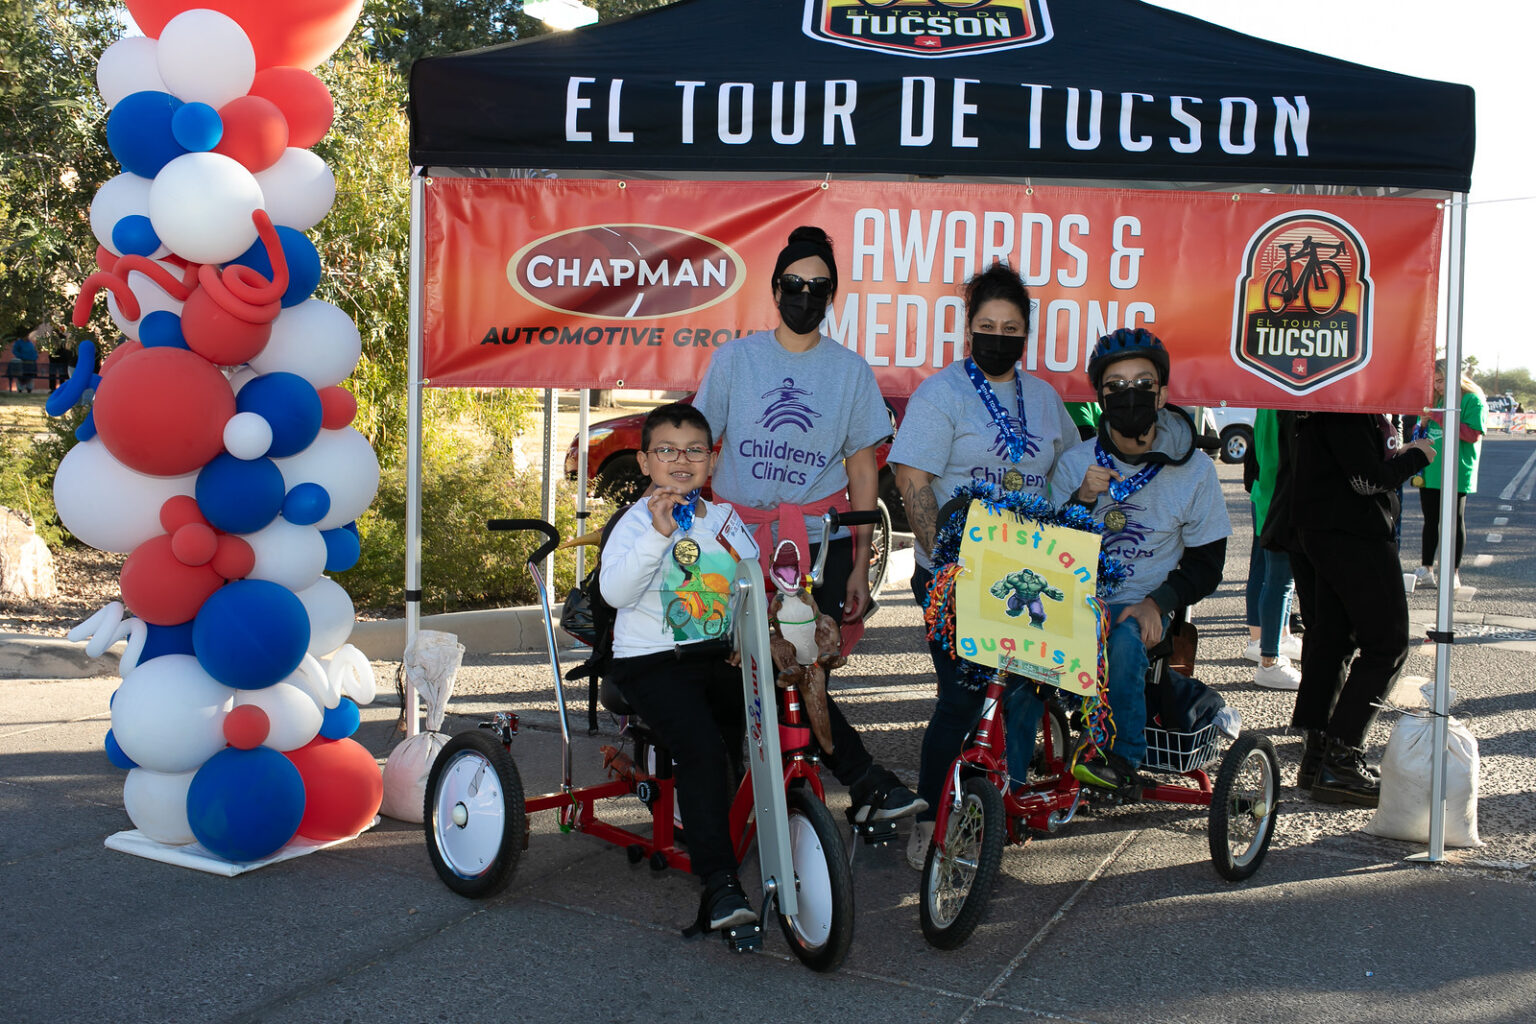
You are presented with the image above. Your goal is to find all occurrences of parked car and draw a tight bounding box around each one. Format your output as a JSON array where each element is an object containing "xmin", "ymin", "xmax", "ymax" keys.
[{"xmin": 1208, "ymin": 406, "xmax": 1257, "ymax": 464}]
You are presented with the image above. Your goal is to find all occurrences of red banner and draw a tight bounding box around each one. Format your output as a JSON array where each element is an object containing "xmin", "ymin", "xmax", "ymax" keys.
[{"xmin": 423, "ymin": 177, "xmax": 1442, "ymax": 411}]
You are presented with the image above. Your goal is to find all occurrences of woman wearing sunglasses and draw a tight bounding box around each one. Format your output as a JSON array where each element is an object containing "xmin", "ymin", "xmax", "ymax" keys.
[
  {"xmin": 694, "ymin": 225, "xmax": 926, "ymax": 825},
  {"xmin": 888, "ymin": 261, "xmax": 1080, "ymax": 868}
]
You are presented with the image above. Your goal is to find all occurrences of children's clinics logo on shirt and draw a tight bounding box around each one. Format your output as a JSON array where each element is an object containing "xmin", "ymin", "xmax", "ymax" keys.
[{"xmin": 741, "ymin": 377, "xmax": 830, "ymax": 484}]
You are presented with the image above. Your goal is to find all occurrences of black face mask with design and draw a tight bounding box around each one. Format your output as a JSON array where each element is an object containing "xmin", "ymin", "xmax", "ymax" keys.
[
  {"xmin": 969, "ymin": 332, "xmax": 1025, "ymax": 377},
  {"xmin": 1101, "ymin": 387, "xmax": 1160, "ymax": 440},
  {"xmin": 778, "ymin": 292, "xmax": 829, "ymax": 335}
]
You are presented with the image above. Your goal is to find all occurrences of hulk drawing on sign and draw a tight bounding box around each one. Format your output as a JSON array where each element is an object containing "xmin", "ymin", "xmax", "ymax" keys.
[{"xmin": 989, "ymin": 567, "xmax": 1064, "ymax": 628}]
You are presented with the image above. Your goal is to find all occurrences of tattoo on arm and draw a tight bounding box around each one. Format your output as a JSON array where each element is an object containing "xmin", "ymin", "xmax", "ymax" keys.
[{"xmin": 904, "ymin": 478, "xmax": 940, "ymax": 553}]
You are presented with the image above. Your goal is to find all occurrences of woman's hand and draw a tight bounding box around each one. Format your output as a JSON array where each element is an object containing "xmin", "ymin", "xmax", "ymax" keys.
[{"xmin": 842, "ymin": 571, "xmax": 869, "ymax": 623}]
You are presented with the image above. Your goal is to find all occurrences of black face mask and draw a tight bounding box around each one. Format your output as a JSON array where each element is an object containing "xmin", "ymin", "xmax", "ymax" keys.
[
  {"xmin": 1101, "ymin": 387, "xmax": 1159, "ymax": 440},
  {"xmin": 969, "ymin": 332, "xmax": 1025, "ymax": 377},
  {"xmin": 778, "ymin": 291, "xmax": 828, "ymax": 335}
]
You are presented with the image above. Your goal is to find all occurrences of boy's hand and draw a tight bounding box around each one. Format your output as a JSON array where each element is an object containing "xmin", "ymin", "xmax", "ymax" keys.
[
  {"xmin": 646, "ymin": 487, "xmax": 687, "ymax": 536},
  {"xmin": 1116, "ymin": 598, "xmax": 1164, "ymax": 647},
  {"xmin": 1075, "ymin": 465, "xmax": 1122, "ymax": 505}
]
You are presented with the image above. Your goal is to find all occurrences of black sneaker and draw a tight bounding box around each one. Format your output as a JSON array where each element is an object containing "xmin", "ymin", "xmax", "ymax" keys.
[
  {"xmin": 702, "ymin": 871, "xmax": 758, "ymax": 931},
  {"xmin": 848, "ymin": 766, "xmax": 928, "ymax": 823},
  {"xmin": 1072, "ymin": 750, "xmax": 1137, "ymax": 791},
  {"xmin": 1311, "ymin": 739, "xmax": 1380, "ymax": 808}
]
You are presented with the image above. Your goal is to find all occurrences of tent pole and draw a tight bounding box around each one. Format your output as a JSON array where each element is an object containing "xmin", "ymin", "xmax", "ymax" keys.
[
  {"xmin": 403, "ymin": 171, "xmax": 427, "ymax": 739},
  {"xmin": 541, "ymin": 389, "xmax": 557, "ymax": 604},
  {"xmin": 576, "ymin": 388, "xmax": 590, "ymax": 580}
]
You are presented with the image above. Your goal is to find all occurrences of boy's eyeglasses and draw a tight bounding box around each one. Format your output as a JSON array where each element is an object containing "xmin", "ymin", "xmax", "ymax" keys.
[
  {"xmin": 1101, "ymin": 377, "xmax": 1159, "ymax": 394},
  {"xmin": 776, "ymin": 274, "xmax": 833, "ymax": 298},
  {"xmin": 648, "ymin": 445, "xmax": 711, "ymax": 463}
]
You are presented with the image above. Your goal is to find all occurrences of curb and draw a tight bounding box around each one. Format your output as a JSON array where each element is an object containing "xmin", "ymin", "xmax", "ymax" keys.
[{"xmin": 0, "ymin": 634, "xmax": 119, "ymax": 680}]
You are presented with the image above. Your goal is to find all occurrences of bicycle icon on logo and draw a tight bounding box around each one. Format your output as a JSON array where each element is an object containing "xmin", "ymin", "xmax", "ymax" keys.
[{"xmin": 1264, "ymin": 236, "xmax": 1346, "ymax": 316}]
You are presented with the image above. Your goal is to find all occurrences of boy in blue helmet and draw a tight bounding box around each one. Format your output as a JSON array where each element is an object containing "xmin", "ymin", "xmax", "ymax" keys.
[{"xmin": 1018, "ymin": 329, "xmax": 1232, "ymax": 790}]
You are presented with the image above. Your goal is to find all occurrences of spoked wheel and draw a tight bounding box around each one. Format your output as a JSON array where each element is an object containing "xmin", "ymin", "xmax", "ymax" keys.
[
  {"xmin": 920, "ymin": 775, "xmax": 1005, "ymax": 949},
  {"xmin": 1029, "ymin": 698, "xmax": 1072, "ymax": 778},
  {"xmin": 425, "ymin": 730, "xmax": 526, "ymax": 898},
  {"xmin": 1208, "ymin": 732, "xmax": 1280, "ymax": 881},
  {"xmin": 776, "ymin": 787, "xmax": 855, "ymax": 972}
]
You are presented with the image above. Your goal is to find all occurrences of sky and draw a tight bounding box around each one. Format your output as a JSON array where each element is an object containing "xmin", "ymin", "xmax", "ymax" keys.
[{"xmin": 1145, "ymin": 0, "xmax": 1536, "ymax": 379}]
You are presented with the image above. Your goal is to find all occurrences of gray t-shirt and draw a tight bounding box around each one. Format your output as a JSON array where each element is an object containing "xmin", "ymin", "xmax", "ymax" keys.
[
  {"xmin": 696, "ymin": 330, "xmax": 891, "ymax": 544},
  {"xmin": 1049, "ymin": 410, "xmax": 1231, "ymax": 605},
  {"xmin": 890, "ymin": 359, "xmax": 1080, "ymax": 569}
]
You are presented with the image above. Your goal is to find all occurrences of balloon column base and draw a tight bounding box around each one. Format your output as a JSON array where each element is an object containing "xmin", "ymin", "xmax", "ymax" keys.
[{"xmin": 104, "ymin": 816, "xmax": 380, "ymax": 876}]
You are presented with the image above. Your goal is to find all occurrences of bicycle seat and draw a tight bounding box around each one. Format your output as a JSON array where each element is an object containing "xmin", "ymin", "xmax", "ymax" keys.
[{"xmin": 599, "ymin": 677, "xmax": 634, "ymax": 716}]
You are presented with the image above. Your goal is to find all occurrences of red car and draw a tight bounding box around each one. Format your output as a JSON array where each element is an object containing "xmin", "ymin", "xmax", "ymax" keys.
[{"xmin": 564, "ymin": 392, "xmax": 911, "ymax": 532}]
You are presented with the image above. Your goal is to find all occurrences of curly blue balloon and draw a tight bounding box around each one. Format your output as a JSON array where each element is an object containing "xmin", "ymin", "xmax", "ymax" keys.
[
  {"xmin": 111, "ymin": 214, "xmax": 161, "ymax": 257},
  {"xmin": 44, "ymin": 338, "xmax": 97, "ymax": 419},
  {"xmin": 105, "ymin": 90, "xmax": 186, "ymax": 178},
  {"xmin": 170, "ymin": 101, "xmax": 222, "ymax": 152},
  {"xmin": 229, "ymin": 226, "xmax": 321, "ymax": 308}
]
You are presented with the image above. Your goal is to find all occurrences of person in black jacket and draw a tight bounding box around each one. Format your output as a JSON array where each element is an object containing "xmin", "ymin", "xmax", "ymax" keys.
[{"xmin": 1288, "ymin": 413, "xmax": 1434, "ymax": 806}]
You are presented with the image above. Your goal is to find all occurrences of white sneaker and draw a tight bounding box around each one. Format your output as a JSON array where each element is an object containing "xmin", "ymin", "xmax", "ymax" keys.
[
  {"xmin": 1414, "ymin": 565, "xmax": 1436, "ymax": 588},
  {"xmin": 906, "ymin": 819, "xmax": 934, "ymax": 870},
  {"xmin": 1452, "ymin": 571, "xmax": 1463, "ymax": 590},
  {"xmin": 1243, "ymin": 639, "xmax": 1262, "ymax": 663},
  {"xmin": 1214, "ymin": 706, "xmax": 1242, "ymax": 740},
  {"xmin": 1279, "ymin": 633, "xmax": 1303, "ymax": 661},
  {"xmin": 1254, "ymin": 657, "xmax": 1302, "ymax": 690}
]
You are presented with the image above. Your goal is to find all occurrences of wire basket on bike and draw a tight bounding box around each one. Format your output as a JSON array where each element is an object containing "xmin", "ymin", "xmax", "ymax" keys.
[{"xmin": 1142, "ymin": 722, "xmax": 1221, "ymax": 774}]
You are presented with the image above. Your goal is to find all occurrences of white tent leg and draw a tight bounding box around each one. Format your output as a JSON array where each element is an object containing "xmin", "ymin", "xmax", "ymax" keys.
[
  {"xmin": 540, "ymin": 389, "xmax": 557, "ymax": 605},
  {"xmin": 403, "ymin": 171, "xmax": 427, "ymax": 739},
  {"xmin": 576, "ymin": 388, "xmax": 590, "ymax": 581}
]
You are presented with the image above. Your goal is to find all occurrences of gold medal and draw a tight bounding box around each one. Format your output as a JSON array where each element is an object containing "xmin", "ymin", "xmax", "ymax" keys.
[
  {"xmin": 1002, "ymin": 468, "xmax": 1024, "ymax": 492},
  {"xmin": 1104, "ymin": 509, "xmax": 1127, "ymax": 532},
  {"xmin": 673, "ymin": 538, "xmax": 700, "ymax": 566}
]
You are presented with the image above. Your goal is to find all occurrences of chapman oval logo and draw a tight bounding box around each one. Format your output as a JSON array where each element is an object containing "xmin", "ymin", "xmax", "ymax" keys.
[{"xmin": 509, "ymin": 224, "xmax": 746, "ymax": 320}]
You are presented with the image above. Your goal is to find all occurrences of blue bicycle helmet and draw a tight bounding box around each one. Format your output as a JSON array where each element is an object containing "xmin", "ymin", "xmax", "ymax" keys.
[{"xmin": 1087, "ymin": 327, "xmax": 1170, "ymax": 389}]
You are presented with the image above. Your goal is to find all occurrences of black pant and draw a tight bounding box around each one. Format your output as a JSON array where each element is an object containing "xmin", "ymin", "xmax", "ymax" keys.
[
  {"xmin": 610, "ymin": 653, "xmax": 744, "ymax": 879},
  {"xmin": 1419, "ymin": 488, "xmax": 1468, "ymax": 569},
  {"xmin": 1291, "ymin": 530, "xmax": 1411, "ymax": 747},
  {"xmin": 806, "ymin": 537, "xmax": 876, "ymax": 788}
]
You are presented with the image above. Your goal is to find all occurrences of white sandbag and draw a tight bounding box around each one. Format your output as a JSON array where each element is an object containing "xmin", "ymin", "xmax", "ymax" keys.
[
  {"xmin": 380, "ymin": 630, "xmax": 464, "ymax": 823},
  {"xmin": 1365, "ymin": 684, "xmax": 1483, "ymax": 848},
  {"xmin": 380, "ymin": 730, "xmax": 449, "ymax": 823}
]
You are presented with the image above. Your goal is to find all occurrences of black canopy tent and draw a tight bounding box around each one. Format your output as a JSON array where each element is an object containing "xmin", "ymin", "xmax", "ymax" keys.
[{"xmin": 403, "ymin": 0, "xmax": 1476, "ymax": 857}]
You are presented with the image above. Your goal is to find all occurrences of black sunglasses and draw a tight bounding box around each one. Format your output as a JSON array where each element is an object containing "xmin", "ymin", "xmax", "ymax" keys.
[{"xmin": 776, "ymin": 274, "xmax": 833, "ymax": 299}]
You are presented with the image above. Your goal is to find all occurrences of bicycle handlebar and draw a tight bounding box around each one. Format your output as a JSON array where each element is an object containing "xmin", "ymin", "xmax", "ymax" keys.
[
  {"xmin": 488, "ymin": 518, "xmax": 561, "ymax": 566},
  {"xmin": 824, "ymin": 508, "xmax": 882, "ymax": 531}
]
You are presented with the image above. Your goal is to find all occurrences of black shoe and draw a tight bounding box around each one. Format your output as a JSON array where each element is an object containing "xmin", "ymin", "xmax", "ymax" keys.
[
  {"xmin": 702, "ymin": 871, "xmax": 757, "ymax": 931},
  {"xmin": 848, "ymin": 766, "xmax": 928, "ymax": 823},
  {"xmin": 1311, "ymin": 739, "xmax": 1380, "ymax": 807},
  {"xmin": 1296, "ymin": 729, "xmax": 1327, "ymax": 790},
  {"xmin": 1072, "ymin": 749, "xmax": 1137, "ymax": 791}
]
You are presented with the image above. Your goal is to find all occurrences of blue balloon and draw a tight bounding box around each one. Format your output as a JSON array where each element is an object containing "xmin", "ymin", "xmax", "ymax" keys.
[
  {"xmin": 319, "ymin": 698, "xmax": 360, "ymax": 740},
  {"xmin": 321, "ymin": 525, "xmax": 361, "ymax": 572},
  {"xmin": 196, "ymin": 453, "xmax": 284, "ymax": 534},
  {"xmin": 170, "ymin": 101, "xmax": 222, "ymax": 152},
  {"xmin": 193, "ymin": 579, "xmax": 311, "ymax": 689},
  {"xmin": 140, "ymin": 620, "xmax": 196, "ymax": 662},
  {"xmin": 111, "ymin": 214, "xmax": 161, "ymax": 257},
  {"xmin": 187, "ymin": 747, "xmax": 305, "ymax": 862},
  {"xmin": 104, "ymin": 729, "xmax": 138, "ymax": 770},
  {"xmin": 229, "ymin": 227, "xmax": 322, "ymax": 308},
  {"xmin": 283, "ymin": 482, "xmax": 330, "ymax": 526},
  {"xmin": 235, "ymin": 372, "xmax": 322, "ymax": 458},
  {"xmin": 138, "ymin": 310, "xmax": 187, "ymax": 349},
  {"xmin": 105, "ymin": 91, "xmax": 186, "ymax": 178}
]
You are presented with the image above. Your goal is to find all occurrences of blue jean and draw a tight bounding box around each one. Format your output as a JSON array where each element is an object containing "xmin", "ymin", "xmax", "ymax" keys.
[{"xmin": 1243, "ymin": 535, "xmax": 1294, "ymax": 659}]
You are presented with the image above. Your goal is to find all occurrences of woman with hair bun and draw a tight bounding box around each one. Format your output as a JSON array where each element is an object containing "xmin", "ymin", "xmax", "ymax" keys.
[{"xmin": 888, "ymin": 260, "xmax": 1079, "ymax": 869}]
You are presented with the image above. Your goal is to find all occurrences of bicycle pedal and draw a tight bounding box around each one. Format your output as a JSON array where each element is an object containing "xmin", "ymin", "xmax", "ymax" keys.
[
  {"xmin": 722, "ymin": 922, "xmax": 762, "ymax": 953},
  {"xmin": 847, "ymin": 817, "xmax": 898, "ymax": 846}
]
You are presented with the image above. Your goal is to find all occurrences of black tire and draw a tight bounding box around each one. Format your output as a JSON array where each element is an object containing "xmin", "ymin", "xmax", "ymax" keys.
[
  {"xmin": 865, "ymin": 499, "xmax": 893, "ymax": 608},
  {"xmin": 1263, "ymin": 268, "xmax": 1291, "ymax": 313},
  {"xmin": 593, "ymin": 451, "xmax": 647, "ymax": 504},
  {"xmin": 920, "ymin": 776, "xmax": 1005, "ymax": 950},
  {"xmin": 878, "ymin": 465, "xmax": 910, "ymax": 532},
  {"xmin": 776, "ymin": 787, "xmax": 855, "ymax": 972},
  {"xmin": 1219, "ymin": 426, "xmax": 1253, "ymax": 465},
  {"xmin": 1305, "ymin": 260, "xmax": 1345, "ymax": 316},
  {"xmin": 425, "ymin": 730, "xmax": 526, "ymax": 898},
  {"xmin": 1209, "ymin": 732, "xmax": 1280, "ymax": 881},
  {"xmin": 1028, "ymin": 698, "xmax": 1071, "ymax": 778}
]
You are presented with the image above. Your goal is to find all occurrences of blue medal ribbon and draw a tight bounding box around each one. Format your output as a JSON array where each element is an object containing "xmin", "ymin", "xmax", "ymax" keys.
[
  {"xmin": 964, "ymin": 358, "xmax": 1038, "ymax": 463},
  {"xmin": 1094, "ymin": 443, "xmax": 1162, "ymax": 504},
  {"xmin": 671, "ymin": 488, "xmax": 702, "ymax": 533}
]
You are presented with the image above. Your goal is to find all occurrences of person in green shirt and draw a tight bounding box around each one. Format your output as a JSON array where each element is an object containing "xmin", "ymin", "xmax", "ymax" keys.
[
  {"xmin": 1244, "ymin": 409, "xmax": 1302, "ymax": 688},
  {"xmin": 1413, "ymin": 360, "xmax": 1485, "ymax": 591}
]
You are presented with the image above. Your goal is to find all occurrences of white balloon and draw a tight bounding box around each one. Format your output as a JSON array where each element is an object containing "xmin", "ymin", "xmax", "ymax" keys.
[
  {"xmin": 224, "ymin": 411, "xmax": 273, "ymax": 460},
  {"xmin": 97, "ymin": 37, "xmax": 168, "ymax": 108},
  {"xmin": 290, "ymin": 653, "xmax": 341, "ymax": 710},
  {"xmin": 148, "ymin": 152, "xmax": 263, "ymax": 265},
  {"xmin": 54, "ymin": 440, "xmax": 196, "ymax": 552},
  {"xmin": 106, "ymin": 260, "xmax": 187, "ymax": 341},
  {"xmin": 297, "ymin": 577, "xmax": 356, "ymax": 657},
  {"xmin": 110, "ymin": 655, "xmax": 235, "ymax": 774},
  {"xmin": 233, "ymin": 681, "xmax": 323, "ymax": 752},
  {"xmin": 325, "ymin": 644, "xmax": 376, "ymax": 705},
  {"xmin": 122, "ymin": 767, "xmax": 198, "ymax": 845},
  {"xmin": 253, "ymin": 149, "xmax": 335, "ymax": 232},
  {"xmin": 244, "ymin": 518, "xmax": 327, "ymax": 591},
  {"xmin": 274, "ymin": 428, "xmax": 380, "ymax": 531},
  {"xmin": 90, "ymin": 172, "xmax": 165, "ymax": 258},
  {"xmin": 155, "ymin": 9, "xmax": 255, "ymax": 107},
  {"xmin": 250, "ymin": 300, "xmax": 360, "ymax": 387}
]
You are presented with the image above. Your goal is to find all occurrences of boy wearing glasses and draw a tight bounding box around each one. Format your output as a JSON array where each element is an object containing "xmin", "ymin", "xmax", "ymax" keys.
[
  {"xmin": 1046, "ymin": 328, "xmax": 1231, "ymax": 790},
  {"xmin": 601, "ymin": 402, "xmax": 761, "ymax": 933}
]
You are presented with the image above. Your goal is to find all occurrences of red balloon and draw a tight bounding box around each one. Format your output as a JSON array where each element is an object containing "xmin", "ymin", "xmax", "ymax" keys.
[
  {"xmin": 100, "ymin": 339, "xmax": 143, "ymax": 377},
  {"xmin": 97, "ymin": 245, "xmax": 119, "ymax": 274},
  {"xmin": 171, "ymin": 522, "xmax": 218, "ymax": 566},
  {"xmin": 211, "ymin": 536, "xmax": 255, "ymax": 580},
  {"xmin": 126, "ymin": 0, "xmax": 363, "ymax": 71},
  {"xmin": 92, "ymin": 347, "xmax": 234, "ymax": 477},
  {"xmin": 160, "ymin": 494, "xmax": 204, "ymax": 534},
  {"xmin": 318, "ymin": 386, "xmax": 356, "ymax": 429},
  {"xmin": 224, "ymin": 704, "xmax": 270, "ymax": 749},
  {"xmin": 180, "ymin": 286, "xmax": 274, "ymax": 366},
  {"xmin": 213, "ymin": 96, "xmax": 289, "ymax": 172},
  {"xmin": 249, "ymin": 67, "xmax": 334, "ymax": 149},
  {"xmin": 285, "ymin": 736, "xmax": 382, "ymax": 841},
  {"xmin": 120, "ymin": 535, "xmax": 224, "ymax": 625}
]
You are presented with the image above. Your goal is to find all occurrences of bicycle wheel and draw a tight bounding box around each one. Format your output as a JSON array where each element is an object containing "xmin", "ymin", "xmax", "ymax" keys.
[
  {"xmin": 1028, "ymin": 698, "xmax": 1071, "ymax": 777},
  {"xmin": 1263, "ymin": 268, "xmax": 1292, "ymax": 314},
  {"xmin": 776, "ymin": 786, "xmax": 855, "ymax": 972},
  {"xmin": 425, "ymin": 730, "xmax": 526, "ymax": 898},
  {"xmin": 866, "ymin": 498, "xmax": 893, "ymax": 607},
  {"xmin": 1208, "ymin": 732, "xmax": 1280, "ymax": 881},
  {"xmin": 920, "ymin": 775, "xmax": 1005, "ymax": 949},
  {"xmin": 1304, "ymin": 260, "xmax": 1345, "ymax": 316}
]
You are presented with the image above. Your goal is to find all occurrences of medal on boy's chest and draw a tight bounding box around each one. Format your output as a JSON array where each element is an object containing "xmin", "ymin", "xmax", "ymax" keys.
[
  {"xmin": 1103, "ymin": 509, "xmax": 1127, "ymax": 532},
  {"xmin": 672, "ymin": 537, "xmax": 700, "ymax": 567},
  {"xmin": 1002, "ymin": 468, "xmax": 1024, "ymax": 492}
]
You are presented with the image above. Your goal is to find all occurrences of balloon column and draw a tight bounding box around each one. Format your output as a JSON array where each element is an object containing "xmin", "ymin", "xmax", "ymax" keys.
[{"xmin": 58, "ymin": 1, "xmax": 384, "ymax": 865}]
